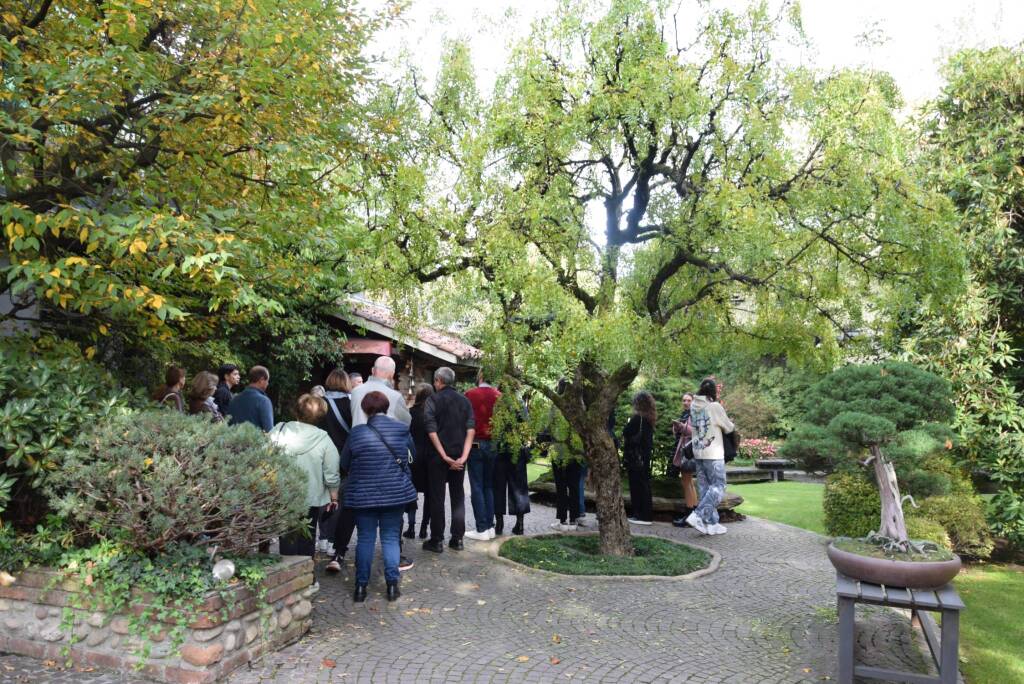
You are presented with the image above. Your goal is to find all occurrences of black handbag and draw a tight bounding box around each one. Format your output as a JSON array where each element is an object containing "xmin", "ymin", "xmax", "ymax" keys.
[{"xmin": 723, "ymin": 430, "xmax": 739, "ymax": 463}]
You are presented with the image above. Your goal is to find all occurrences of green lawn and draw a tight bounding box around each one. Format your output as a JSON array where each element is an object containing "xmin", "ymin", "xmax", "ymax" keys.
[
  {"xmin": 954, "ymin": 564, "xmax": 1024, "ymax": 684},
  {"xmin": 729, "ymin": 481, "xmax": 826, "ymax": 535}
]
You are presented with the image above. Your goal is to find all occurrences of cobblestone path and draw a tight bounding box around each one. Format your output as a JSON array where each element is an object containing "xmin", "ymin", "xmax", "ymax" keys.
[{"xmin": 0, "ymin": 495, "xmax": 933, "ymax": 683}]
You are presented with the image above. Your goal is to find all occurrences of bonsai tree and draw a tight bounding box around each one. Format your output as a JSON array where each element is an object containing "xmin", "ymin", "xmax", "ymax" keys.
[{"xmin": 781, "ymin": 362, "xmax": 955, "ymax": 553}]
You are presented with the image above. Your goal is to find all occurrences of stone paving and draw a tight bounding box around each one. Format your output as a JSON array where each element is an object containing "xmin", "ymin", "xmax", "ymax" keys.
[{"xmin": 0, "ymin": 492, "xmax": 936, "ymax": 684}]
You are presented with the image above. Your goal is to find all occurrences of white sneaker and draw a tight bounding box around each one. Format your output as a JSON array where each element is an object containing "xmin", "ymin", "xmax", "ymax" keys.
[
  {"xmin": 550, "ymin": 522, "xmax": 563, "ymax": 530},
  {"xmin": 465, "ymin": 530, "xmax": 491, "ymax": 541},
  {"xmin": 708, "ymin": 523, "xmax": 727, "ymax": 535},
  {"xmin": 685, "ymin": 511, "xmax": 709, "ymax": 535},
  {"xmin": 560, "ymin": 523, "xmax": 578, "ymax": 532},
  {"xmin": 629, "ymin": 519, "xmax": 652, "ymax": 526},
  {"xmin": 487, "ymin": 528, "xmax": 496, "ymax": 540}
]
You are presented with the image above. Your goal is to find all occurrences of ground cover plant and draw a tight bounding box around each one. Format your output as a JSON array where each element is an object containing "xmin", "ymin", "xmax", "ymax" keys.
[{"xmin": 499, "ymin": 534, "xmax": 710, "ymax": 576}]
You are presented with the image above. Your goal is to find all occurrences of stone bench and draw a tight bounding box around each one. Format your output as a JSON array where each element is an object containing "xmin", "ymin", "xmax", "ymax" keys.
[
  {"xmin": 836, "ymin": 572, "xmax": 964, "ymax": 684},
  {"xmin": 754, "ymin": 458, "xmax": 793, "ymax": 482},
  {"xmin": 529, "ymin": 479, "xmax": 743, "ymax": 517}
]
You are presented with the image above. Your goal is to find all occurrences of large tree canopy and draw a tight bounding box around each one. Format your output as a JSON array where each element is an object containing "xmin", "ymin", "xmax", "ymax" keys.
[
  {"xmin": 363, "ymin": 0, "xmax": 962, "ymax": 554},
  {"xmin": 1, "ymin": 0, "xmax": 389, "ymax": 363},
  {"xmin": 903, "ymin": 46, "xmax": 1024, "ymax": 547}
]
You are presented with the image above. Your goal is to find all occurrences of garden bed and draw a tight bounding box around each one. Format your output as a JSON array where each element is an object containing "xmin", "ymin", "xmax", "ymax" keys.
[
  {"xmin": 0, "ymin": 555, "xmax": 315, "ymax": 683},
  {"xmin": 496, "ymin": 534, "xmax": 715, "ymax": 577}
]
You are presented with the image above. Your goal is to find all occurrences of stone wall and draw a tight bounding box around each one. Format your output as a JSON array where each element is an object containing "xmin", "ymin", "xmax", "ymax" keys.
[{"xmin": 0, "ymin": 555, "xmax": 315, "ymax": 683}]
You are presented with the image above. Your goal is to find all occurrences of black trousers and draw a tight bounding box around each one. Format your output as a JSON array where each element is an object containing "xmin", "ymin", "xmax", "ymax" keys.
[
  {"xmin": 494, "ymin": 446, "xmax": 531, "ymax": 518},
  {"xmin": 332, "ymin": 506, "xmax": 356, "ymax": 556},
  {"xmin": 626, "ymin": 456, "xmax": 653, "ymax": 522},
  {"xmin": 427, "ymin": 454, "xmax": 465, "ymax": 542},
  {"xmin": 552, "ymin": 461, "xmax": 582, "ymax": 523},
  {"xmin": 280, "ymin": 506, "xmax": 319, "ymax": 558}
]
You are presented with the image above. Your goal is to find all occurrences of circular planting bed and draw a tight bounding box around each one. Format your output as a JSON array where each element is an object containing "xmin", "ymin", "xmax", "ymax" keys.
[{"xmin": 497, "ymin": 534, "xmax": 714, "ymax": 578}]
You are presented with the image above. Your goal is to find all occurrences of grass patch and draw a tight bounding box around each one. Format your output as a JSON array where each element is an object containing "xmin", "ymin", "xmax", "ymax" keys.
[
  {"xmin": 498, "ymin": 533, "xmax": 711, "ymax": 576},
  {"xmin": 729, "ymin": 481, "xmax": 826, "ymax": 534},
  {"xmin": 955, "ymin": 564, "xmax": 1024, "ymax": 684}
]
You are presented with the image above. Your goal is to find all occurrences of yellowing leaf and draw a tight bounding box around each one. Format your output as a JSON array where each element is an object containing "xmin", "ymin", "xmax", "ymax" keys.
[
  {"xmin": 65, "ymin": 257, "xmax": 88, "ymax": 267},
  {"xmin": 275, "ymin": 33, "xmax": 283, "ymax": 43},
  {"xmin": 49, "ymin": 268, "xmax": 61, "ymax": 278},
  {"xmin": 148, "ymin": 294, "xmax": 166, "ymax": 309},
  {"xmin": 79, "ymin": 227, "xmax": 89, "ymax": 242},
  {"xmin": 86, "ymin": 240, "xmax": 100, "ymax": 254},
  {"xmin": 99, "ymin": 324, "xmax": 109, "ymax": 335},
  {"xmin": 85, "ymin": 346, "xmax": 96, "ymax": 359},
  {"xmin": 129, "ymin": 238, "xmax": 148, "ymax": 255}
]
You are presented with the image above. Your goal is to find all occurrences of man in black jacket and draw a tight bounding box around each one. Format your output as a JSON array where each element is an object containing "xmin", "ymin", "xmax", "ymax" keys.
[
  {"xmin": 214, "ymin": 364, "xmax": 240, "ymax": 416},
  {"xmin": 422, "ymin": 367, "xmax": 475, "ymax": 552}
]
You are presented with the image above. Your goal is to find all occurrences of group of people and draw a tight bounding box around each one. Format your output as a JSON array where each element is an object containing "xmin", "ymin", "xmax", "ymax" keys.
[
  {"xmin": 617, "ymin": 378, "xmax": 735, "ymax": 535},
  {"xmin": 154, "ymin": 358, "xmax": 735, "ymax": 600}
]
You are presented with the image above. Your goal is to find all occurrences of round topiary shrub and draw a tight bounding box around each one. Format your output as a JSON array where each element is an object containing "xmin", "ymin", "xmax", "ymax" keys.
[
  {"xmin": 50, "ymin": 411, "xmax": 308, "ymax": 555},
  {"xmin": 916, "ymin": 494, "xmax": 994, "ymax": 559},
  {"xmin": 823, "ymin": 473, "xmax": 880, "ymax": 538},
  {"xmin": 905, "ymin": 517, "xmax": 952, "ymax": 552}
]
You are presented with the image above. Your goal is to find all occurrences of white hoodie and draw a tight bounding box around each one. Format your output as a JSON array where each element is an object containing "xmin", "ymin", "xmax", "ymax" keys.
[{"xmin": 689, "ymin": 395, "xmax": 735, "ymax": 460}]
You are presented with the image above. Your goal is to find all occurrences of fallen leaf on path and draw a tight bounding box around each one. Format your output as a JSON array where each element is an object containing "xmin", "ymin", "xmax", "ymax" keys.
[
  {"xmin": 515, "ymin": 655, "xmax": 530, "ymax": 662},
  {"xmin": 552, "ymin": 634, "xmax": 561, "ymax": 644},
  {"xmin": 321, "ymin": 659, "xmax": 336, "ymax": 669},
  {"xmin": 550, "ymin": 656, "xmax": 561, "ymax": 665}
]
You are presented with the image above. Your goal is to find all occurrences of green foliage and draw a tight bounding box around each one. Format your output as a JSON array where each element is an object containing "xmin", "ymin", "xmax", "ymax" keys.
[
  {"xmin": 916, "ymin": 495, "xmax": 994, "ymax": 559},
  {"xmin": 53, "ymin": 541, "xmax": 277, "ymax": 661},
  {"xmin": 720, "ymin": 385, "xmax": 777, "ymax": 440},
  {"xmin": 0, "ymin": 340, "xmax": 133, "ymax": 528},
  {"xmin": 904, "ymin": 517, "xmax": 953, "ymax": 552},
  {"xmin": 903, "ymin": 44, "xmax": 1024, "ymax": 549},
  {"xmin": 50, "ymin": 411, "xmax": 308, "ymax": 555},
  {"xmin": 823, "ymin": 473, "xmax": 881, "ymax": 538},
  {"xmin": 782, "ymin": 362, "xmax": 954, "ymax": 470},
  {"xmin": 499, "ymin": 533, "xmax": 711, "ymax": 576}
]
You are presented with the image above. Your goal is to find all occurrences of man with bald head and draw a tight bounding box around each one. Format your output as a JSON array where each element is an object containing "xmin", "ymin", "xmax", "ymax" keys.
[{"xmin": 349, "ymin": 356, "xmax": 411, "ymax": 426}]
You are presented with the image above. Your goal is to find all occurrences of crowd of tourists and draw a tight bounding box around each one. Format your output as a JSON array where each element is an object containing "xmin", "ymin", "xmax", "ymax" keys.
[{"xmin": 152, "ymin": 358, "xmax": 735, "ymax": 600}]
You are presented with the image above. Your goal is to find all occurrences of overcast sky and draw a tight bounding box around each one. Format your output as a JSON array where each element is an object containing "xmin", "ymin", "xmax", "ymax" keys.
[{"xmin": 372, "ymin": 0, "xmax": 1024, "ymax": 107}]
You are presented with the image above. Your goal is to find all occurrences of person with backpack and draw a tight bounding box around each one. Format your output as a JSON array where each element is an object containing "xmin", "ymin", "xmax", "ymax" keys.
[
  {"xmin": 152, "ymin": 366, "xmax": 186, "ymax": 412},
  {"xmin": 685, "ymin": 378, "xmax": 735, "ymax": 535},
  {"xmin": 340, "ymin": 391, "xmax": 417, "ymax": 603},
  {"xmin": 623, "ymin": 391, "xmax": 657, "ymax": 525}
]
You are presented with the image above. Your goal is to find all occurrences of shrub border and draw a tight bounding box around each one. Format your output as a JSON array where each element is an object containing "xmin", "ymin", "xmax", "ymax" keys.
[{"xmin": 486, "ymin": 533, "xmax": 721, "ymax": 580}]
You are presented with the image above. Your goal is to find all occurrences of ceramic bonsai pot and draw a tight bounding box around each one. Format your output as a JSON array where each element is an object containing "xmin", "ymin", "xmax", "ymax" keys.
[{"xmin": 826, "ymin": 541, "xmax": 961, "ymax": 589}]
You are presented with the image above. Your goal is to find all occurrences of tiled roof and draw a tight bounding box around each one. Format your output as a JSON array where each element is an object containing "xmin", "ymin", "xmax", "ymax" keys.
[{"xmin": 344, "ymin": 302, "xmax": 482, "ymax": 362}]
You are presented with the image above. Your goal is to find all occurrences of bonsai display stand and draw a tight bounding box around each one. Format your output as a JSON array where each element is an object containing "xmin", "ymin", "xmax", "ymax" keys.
[{"xmin": 836, "ymin": 572, "xmax": 964, "ymax": 684}]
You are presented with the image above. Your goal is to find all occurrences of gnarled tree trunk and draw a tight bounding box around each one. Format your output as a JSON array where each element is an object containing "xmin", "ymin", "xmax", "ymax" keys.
[
  {"xmin": 870, "ymin": 444, "xmax": 909, "ymax": 548},
  {"xmin": 581, "ymin": 427, "xmax": 633, "ymax": 556}
]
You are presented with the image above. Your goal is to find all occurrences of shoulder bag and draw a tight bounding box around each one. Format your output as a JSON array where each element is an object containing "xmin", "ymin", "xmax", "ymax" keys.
[{"xmin": 366, "ymin": 422, "xmax": 413, "ymax": 474}]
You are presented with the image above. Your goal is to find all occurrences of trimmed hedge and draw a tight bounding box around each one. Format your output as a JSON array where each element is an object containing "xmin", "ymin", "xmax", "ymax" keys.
[{"xmin": 823, "ymin": 473, "xmax": 880, "ymax": 537}]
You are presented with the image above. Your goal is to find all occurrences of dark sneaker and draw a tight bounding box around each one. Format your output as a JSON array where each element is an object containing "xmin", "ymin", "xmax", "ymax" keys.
[
  {"xmin": 398, "ymin": 556, "xmax": 414, "ymax": 572},
  {"xmin": 448, "ymin": 538, "xmax": 464, "ymax": 551},
  {"xmin": 422, "ymin": 539, "xmax": 444, "ymax": 554},
  {"xmin": 325, "ymin": 554, "xmax": 344, "ymax": 573}
]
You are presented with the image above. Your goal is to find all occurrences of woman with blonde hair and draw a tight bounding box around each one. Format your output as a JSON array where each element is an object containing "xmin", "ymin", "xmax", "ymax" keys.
[
  {"xmin": 622, "ymin": 390, "xmax": 657, "ymax": 525},
  {"xmin": 187, "ymin": 371, "xmax": 223, "ymax": 422},
  {"xmin": 270, "ymin": 394, "xmax": 341, "ymax": 559},
  {"xmin": 321, "ymin": 369, "xmax": 358, "ymax": 573}
]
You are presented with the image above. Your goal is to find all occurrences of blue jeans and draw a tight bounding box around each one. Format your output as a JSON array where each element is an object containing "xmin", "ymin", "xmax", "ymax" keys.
[
  {"xmin": 695, "ymin": 459, "xmax": 727, "ymax": 526},
  {"xmin": 353, "ymin": 505, "xmax": 404, "ymax": 585},
  {"xmin": 468, "ymin": 441, "xmax": 497, "ymax": 532},
  {"xmin": 577, "ymin": 463, "xmax": 588, "ymax": 515}
]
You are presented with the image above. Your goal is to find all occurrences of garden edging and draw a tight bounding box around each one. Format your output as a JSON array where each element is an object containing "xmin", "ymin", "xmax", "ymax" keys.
[
  {"xmin": 486, "ymin": 533, "xmax": 721, "ymax": 581},
  {"xmin": 0, "ymin": 555, "xmax": 315, "ymax": 683}
]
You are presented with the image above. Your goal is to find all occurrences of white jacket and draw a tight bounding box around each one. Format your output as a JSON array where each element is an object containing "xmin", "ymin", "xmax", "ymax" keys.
[{"xmin": 689, "ymin": 395, "xmax": 734, "ymax": 460}]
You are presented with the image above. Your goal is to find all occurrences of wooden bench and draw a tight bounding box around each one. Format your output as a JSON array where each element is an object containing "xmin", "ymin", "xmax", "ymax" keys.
[
  {"xmin": 754, "ymin": 458, "xmax": 792, "ymax": 482},
  {"xmin": 836, "ymin": 572, "xmax": 964, "ymax": 684}
]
